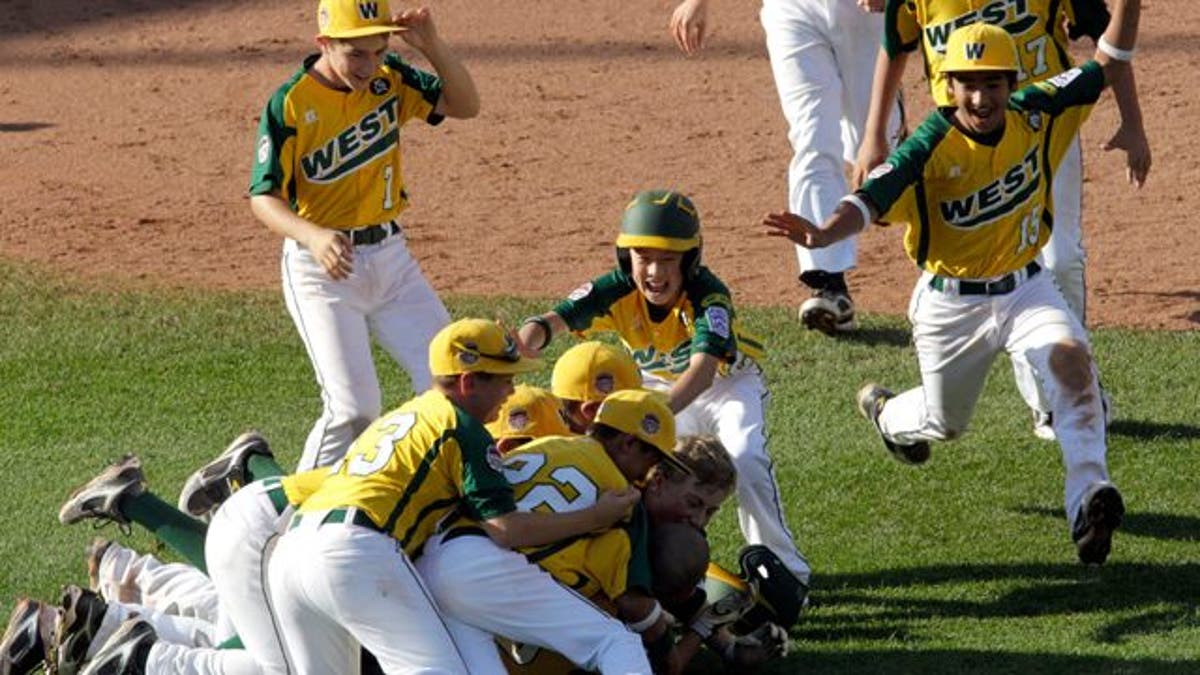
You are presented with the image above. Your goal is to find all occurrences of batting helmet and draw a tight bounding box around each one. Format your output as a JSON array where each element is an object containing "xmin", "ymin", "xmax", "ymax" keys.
[{"xmin": 615, "ymin": 190, "xmax": 702, "ymax": 279}]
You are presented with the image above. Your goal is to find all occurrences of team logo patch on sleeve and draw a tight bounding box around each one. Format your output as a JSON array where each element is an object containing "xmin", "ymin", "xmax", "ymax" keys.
[
  {"xmin": 867, "ymin": 163, "xmax": 894, "ymax": 181},
  {"xmin": 567, "ymin": 282, "xmax": 594, "ymax": 301},
  {"xmin": 256, "ymin": 136, "xmax": 271, "ymax": 164},
  {"xmin": 1046, "ymin": 67, "xmax": 1082, "ymax": 89},
  {"xmin": 369, "ymin": 77, "xmax": 391, "ymax": 95},
  {"xmin": 705, "ymin": 306, "xmax": 730, "ymax": 339}
]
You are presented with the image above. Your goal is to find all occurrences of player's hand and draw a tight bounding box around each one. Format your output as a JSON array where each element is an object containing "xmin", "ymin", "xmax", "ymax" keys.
[
  {"xmin": 762, "ymin": 211, "xmax": 827, "ymax": 248},
  {"xmin": 670, "ymin": 0, "xmax": 708, "ymax": 56},
  {"xmin": 853, "ymin": 135, "xmax": 890, "ymax": 190},
  {"xmin": 728, "ymin": 623, "xmax": 789, "ymax": 666},
  {"xmin": 393, "ymin": 6, "xmax": 440, "ymax": 53},
  {"xmin": 1102, "ymin": 122, "xmax": 1151, "ymax": 189},
  {"xmin": 856, "ymin": 0, "xmax": 886, "ymax": 12},
  {"xmin": 307, "ymin": 229, "xmax": 354, "ymax": 280},
  {"xmin": 593, "ymin": 487, "xmax": 640, "ymax": 526}
]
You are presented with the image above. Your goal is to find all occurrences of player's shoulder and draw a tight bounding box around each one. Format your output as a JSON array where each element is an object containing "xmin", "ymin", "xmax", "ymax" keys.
[
  {"xmin": 685, "ymin": 267, "xmax": 733, "ymax": 308},
  {"xmin": 382, "ymin": 52, "xmax": 440, "ymax": 90},
  {"xmin": 261, "ymin": 55, "xmax": 318, "ymax": 115},
  {"xmin": 565, "ymin": 268, "xmax": 637, "ymax": 303}
]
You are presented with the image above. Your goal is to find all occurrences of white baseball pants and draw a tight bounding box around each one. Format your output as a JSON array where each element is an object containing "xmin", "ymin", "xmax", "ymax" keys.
[
  {"xmin": 415, "ymin": 531, "xmax": 651, "ymax": 674},
  {"xmin": 879, "ymin": 270, "xmax": 1109, "ymax": 530},
  {"xmin": 86, "ymin": 600, "xmax": 221, "ymax": 662},
  {"xmin": 654, "ymin": 367, "xmax": 811, "ymax": 585},
  {"xmin": 282, "ymin": 228, "xmax": 450, "ymax": 471},
  {"xmin": 95, "ymin": 543, "xmax": 223, "ymax": 632},
  {"xmin": 761, "ymin": 0, "xmax": 900, "ymax": 276},
  {"xmin": 269, "ymin": 514, "xmax": 468, "ymax": 674}
]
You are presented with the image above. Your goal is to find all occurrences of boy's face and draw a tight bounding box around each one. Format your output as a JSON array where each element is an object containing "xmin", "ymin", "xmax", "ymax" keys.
[
  {"xmin": 643, "ymin": 472, "xmax": 731, "ymax": 530},
  {"xmin": 465, "ymin": 373, "xmax": 516, "ymax": 424},
  {"xmin": 949, "ymin": 71, "xmax": 1012, "ymax": 136},
  {"xmin": 629, "ymin": 248, "xmax": 685, "ymax": 307},
  {"xmin": 321, "ymin": 34, "xmax": 389, "ymax": 91}
]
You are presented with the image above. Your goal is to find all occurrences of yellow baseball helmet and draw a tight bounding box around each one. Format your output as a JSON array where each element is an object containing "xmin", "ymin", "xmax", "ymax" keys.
[
  {"xmin": 551, "ymin": 342, "xmax": 642, "ymax": 403},
  {"xmin": 594, "ymin": 390, "xmax": 689, "ymax": 473},
  {"xmin": 317, "ymin": 0, "xmax": 398, "ymax": 39},
  {"xmin": 939, "ymin": 23, "xmax": 1019, "ymax": 74},
  {"xmin": 486, "ymin": 385, "xmax": 571, "ymax": 441},
  {"xmin": 429, "ymin": 319, "xmax": 540, "ymax": 377}
]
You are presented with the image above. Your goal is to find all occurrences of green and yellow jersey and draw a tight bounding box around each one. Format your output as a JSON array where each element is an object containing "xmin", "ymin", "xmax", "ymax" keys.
[
  {"xmin": 883, "ymin": 0, "xmax": 1110, "ymax": 105},
  {"xmin": 249, "ymin": 52, "xmax": 443, "ymax": 228},
  {"xmin": 280, "ymin": 468, "xmax": 328, "ymax": 506},
  {"xmin": 553, "ymin": 268, "xmax": 763, "ymax": 382},
  {"xmin": 300, "ymin": 390, "xmax": 515, "ymax": 557},
  {"xmin": 859, "ymin": 60, "xmax": 1105, "ymax": 278}
]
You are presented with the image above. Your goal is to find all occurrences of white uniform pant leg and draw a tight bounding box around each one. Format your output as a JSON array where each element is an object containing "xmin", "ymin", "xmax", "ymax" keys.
[
  {"xmin": 269, "ymin": 523, "xmax": 467, "ymax": 675},
  {"xmin": 705, "ymin": 370, "xmax": 811, "ymax": 584},
  {"xmin": 416, "ymin": 533, "xmax": 650, "ymax": 675},
  {"xmin": 761, "ymin": 0, "xmax": 881, "ymax": 275},
  {"xmin": 91, "ymin": 601, "xmax": 217, "ymax": 661},
  {"xmin": 282, "ymin": 239, "xmax": 382, "ymax": 471},
  {"xmin": 878, "ymin": 278, "xmax": 1001, "ymax": 445},
  {"xmin": 364, "ymin": 233, "xmax": 450, "ymax": 395},
  {"xmin": 145, "ymin": 643, "xmax": 262, "ymax": 675},
  {"xmin": 1002, "ymin": 274, "xmax": 1108, "ymax": 529},
  {"xmin": 1044, "ymin": 137, "xmax": 1087, "ymax": 323},
  {"xmin": 97, "ymin": 544, "xmax": 219, "ymax": 625},
  {"xmin": 205, "ymin": 485, "xmax": 292, "ymax": 675}
]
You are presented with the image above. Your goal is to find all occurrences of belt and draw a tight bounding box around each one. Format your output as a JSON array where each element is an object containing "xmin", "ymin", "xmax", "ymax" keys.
[
  {"xmin": 290, "ymin": 507, "xmax": 386, "ymax": 534},
  {"xmin": 441, "ymin": 525, "xmax": 486, "ymax": 544},
  {"xmin": 343, "ymin": 221, "xmax": 400, "ymax": 246},
  {"xmin": 930, "ymin": 261, "xmax": 1040, "ymax": 296},
  {"xmin": 261, "ymin": 478, "xmax": 289, "ymax": 516}
]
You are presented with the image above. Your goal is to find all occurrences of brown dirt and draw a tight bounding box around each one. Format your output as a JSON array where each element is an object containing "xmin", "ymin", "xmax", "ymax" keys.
[{"xmin": 2, "ymin": 0, "xmax": 1196, "ymax": 329}]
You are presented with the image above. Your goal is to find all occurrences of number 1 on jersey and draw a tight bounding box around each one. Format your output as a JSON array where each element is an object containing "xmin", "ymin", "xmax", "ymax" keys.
[{"xmin": 382, "ymin": 165, "xmax": 395, "ymax": 210}]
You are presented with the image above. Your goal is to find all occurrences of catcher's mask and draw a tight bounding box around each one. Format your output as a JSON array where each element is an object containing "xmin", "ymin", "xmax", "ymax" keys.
[{"xmin": 615, "ymin": 189, "xmax": 702, "ymax": 280}]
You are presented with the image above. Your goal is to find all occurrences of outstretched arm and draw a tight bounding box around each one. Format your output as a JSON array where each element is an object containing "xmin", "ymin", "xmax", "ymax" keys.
[
  {"xmin": 1091, "ymin": 0, "xmax": 1146, "ymax": 187},
  {"xmin": 762, "ymin": 197, "xmax": 874, "ymax": 250}
]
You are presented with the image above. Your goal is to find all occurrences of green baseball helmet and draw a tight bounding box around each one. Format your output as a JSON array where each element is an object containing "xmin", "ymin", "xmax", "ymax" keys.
[{"xmin": 615, "ymin": 190, "xmax": 702, "ymax": 277}]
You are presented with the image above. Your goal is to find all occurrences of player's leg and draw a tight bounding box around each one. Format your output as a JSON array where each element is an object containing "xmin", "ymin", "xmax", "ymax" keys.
[
  {"xmin": 1002, "ymin": 274, "xmax": 1120, "ymax": 563},
  {"xmin": 761, "ymin": 0, "xmax": 857, "ymax": 333},
  {"xmin": 709, "ymin": 370, "xmax": 811, "ymax": 588},
  {"xmin": 91, "ymin": 542, "xmax": 219, "ymax": 625},
  {"xmin": 875, "ymin": 278, "xmax": 1000, "ymax": 446},
  {"xmin": 365, "ymin": 232, "xmax": 450, "ymax": 394},
  {"xmin": 417, "ymin": 532, "xmax": 650, "ymax": 674},
  {"xmin": 281, "ymin": 239, "xmax": 382, "ymax": 471}
]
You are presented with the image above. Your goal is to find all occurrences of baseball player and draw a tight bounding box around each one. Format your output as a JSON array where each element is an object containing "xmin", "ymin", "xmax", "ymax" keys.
[
  {"xmin": 249, "ymin": 0, "xmax": 479, "ymax": 471},
  {"xmin": 671, "ymin": 0, "xmax": 904, "ymax": 334},
  {"xmin": 852, "ymin": 0, "xmax": 1151, "ymax": 439},
  {"xmin": 762, "ymin": 5, "xmax": 1143, "ymax": 564},
  {"xmin": 487, "ymin": 384, "xmax": 572, "ymax": 453},
  {"xmin": 267, "ymin": 318, "xmax": 641, "ymax": 673},
  {"xmin": 516, "ymin": 189, "xmax": 812, "ymax": 627}
]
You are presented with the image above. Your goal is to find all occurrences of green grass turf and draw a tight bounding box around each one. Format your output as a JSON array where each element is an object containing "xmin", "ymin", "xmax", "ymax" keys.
[{"xmin": 1, "ymin": 262, "xmax": 1197, "ymax": 673}]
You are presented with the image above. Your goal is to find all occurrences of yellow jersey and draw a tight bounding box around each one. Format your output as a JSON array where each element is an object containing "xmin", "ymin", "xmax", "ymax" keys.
[
  {"xmin": 300, "ymin": 390, "xmax": 515, "ymax": 557},
  {"xmin": 859, "ymin": 61, "xmax": 1104, "ymax": 278},
  {"xmin": 553, "ymin": 268, "xmax": 763, "ymax": 382},
  {"xmin": 248, "ymin": 52, "xmax": 443, "ymax": 228},
  {"xmin": 883, "ymin": 0, "xmax": 1110, "ymax": 105}
]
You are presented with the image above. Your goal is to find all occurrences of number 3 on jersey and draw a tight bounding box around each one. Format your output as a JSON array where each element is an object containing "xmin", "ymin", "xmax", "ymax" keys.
[
  {"xmin": 330, "ymin": 411, "xmax": 416, "ymax": 476},
  {"xmin": 502, "ymin": 453, "xmax": 599, "ymax": 513}
]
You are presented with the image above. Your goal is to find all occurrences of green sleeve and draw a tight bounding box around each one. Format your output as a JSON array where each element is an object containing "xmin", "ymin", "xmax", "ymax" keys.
[
  {"xmin": 1011, "ymin": 60, "xmax": 1105, "ymax": 116},
  {"xmin": 552, "ymin": 270, "xmax": 637, "ymax": 332},
  {"xmin": 455, "ymin": 411, "xmax": 515, "ymax": 520},
  {"xmin": 685, "ymin": 270, "xmax": 738, "ymax": 363},
  {"xmin": 248, "ymin": 82, "xmax": 297, "ymax": 197},
  {"xmin": 624, "ymin": 503, "xmax": 653, "ymax": 593},
  {"xmin": 384, "ymin": 53, "xmax": 445, "ymax": 125},
  {"xmin": 858, "ymin": 110, "xmax": 952, "ymax": 217}
]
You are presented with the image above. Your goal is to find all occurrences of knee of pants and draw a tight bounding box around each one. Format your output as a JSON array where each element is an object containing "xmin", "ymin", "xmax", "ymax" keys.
[{"xmin": 1048, "ymin": 340, "xmax": 1094, "ymax": 400}]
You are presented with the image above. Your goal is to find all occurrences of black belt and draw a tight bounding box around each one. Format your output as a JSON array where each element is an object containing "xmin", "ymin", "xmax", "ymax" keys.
[
  {"xmin": 441, "ymin": 525, "xmax": 486, "ymax": 543},
  {"xmin": 344, "ymin": 221, "xmax": 400, "ymax": 246},
  {"xmin": 291, "ymin": 507, "xmax": 386, "ymax": 534},
  {"xmin": 930, "ymin": 261, "xmax": 1040, "ymax": 296}
]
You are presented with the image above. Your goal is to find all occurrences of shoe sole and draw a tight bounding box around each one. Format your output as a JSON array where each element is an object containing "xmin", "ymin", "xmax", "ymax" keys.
[
  {"xmin": 800, "ymin": 305, "xmax": 856, "ymax": 336},
  {"xmin": 1076, "ymin": 486, "xmax": 1125, "ymax": 565},
  {"xmin": 56, "ymin": 589, "xmax": 105, "ymax": 675}
]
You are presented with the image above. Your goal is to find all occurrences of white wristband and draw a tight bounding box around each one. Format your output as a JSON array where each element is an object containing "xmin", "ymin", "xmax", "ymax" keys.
[
  {"xmin": 1098, "ymin": 36, "xmax": 1134, "ymax": 62},
  {"xmin": 627, "ymin": 602, "xmax": 663, "ymax": 634},
  {"xmin": 840, "ymin": 194, "xmax": 874, "ymax": 229}
]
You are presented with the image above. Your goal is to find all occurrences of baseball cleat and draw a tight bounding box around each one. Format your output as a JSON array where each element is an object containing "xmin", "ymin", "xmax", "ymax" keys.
[
  {"xmin": 799, "ymin": 288, "xmax": 857, "ymax": 335},
  {"xmin": 177, "ymin": 431, "xmax": 273, "ymax": 519},
  {"xmin": 1, "ymin": 598, "xmax": 58, "ymax": 675},
  {"xmin": 79, "ymin": 618, "xmax": 154, "ymax": 675},
  {"xmin": 1073, "ymin": 482, "xmax": 1125, "ymax": 566},
  {"xmin": 1032, "ymin": 409, "xmax": 1056, "ymax": 442},
  {"xmin": 55, "ymin": 585, "xmax": 108, "ymax": 675},
  {"xmin": 58, "ymin": 455, "xmax": 145, "ymax": 527},
  {"xmin": 85, "ymin": 538, "xmax": 114, "ymax": 593},
  {"xmin": 857, "ymin": 384, "xmax": 930, "ymax": 465}
]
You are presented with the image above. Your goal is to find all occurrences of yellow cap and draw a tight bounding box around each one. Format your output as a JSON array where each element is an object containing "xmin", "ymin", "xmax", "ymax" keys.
[
  {"xmin": 429, "ymin": 319, "xmax": 541, "ymax": 376},
  {"xmin": 317, "ymin": 0, "xmax": 398, "ymax": 39},
  {"xmin": 551, "ymin": 342, "xmax": 642, "ymax": 403},
  {"xmin": 594, "ymin": 390, "xmax": 688, "ymax": 473},
  {"xmin": 486, "ymin": 385, "xmax": 571, "ymax": 441},
  {"xmin": 939, "ymin": 23, "xmax": 1019, "ymax": 74}
]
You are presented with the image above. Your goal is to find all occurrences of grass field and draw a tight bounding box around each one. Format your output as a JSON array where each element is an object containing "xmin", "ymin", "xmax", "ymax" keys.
[{"xmin": 1, "ymin": 262, "xmax": 1197, "ymax": 673}]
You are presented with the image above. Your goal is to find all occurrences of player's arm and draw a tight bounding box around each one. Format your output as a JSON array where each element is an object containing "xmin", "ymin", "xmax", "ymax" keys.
[
  {"xmin": 853, "ymin": 48, "xmax": 909, "ymax": 190},
  {"xmin": 1092, "ymin": 0, "xmax": 1140, "ymax": 80},
  {"xmin": 392, "ymin": 7, "xmax": 479, "ymax": 119},
  {"xmin": 762, "ymin": 197, "xmax": 874, "ymax": 250},
  {"xmin": 250, "ymin": 193, "xmax": 353, "ymax": 280},
  {"xmin": 670, "ymin": 0, "xmax": 709, "ymax": 56},
  {"xmin": 516, "ymin": 311, "xmax": 570, "ymax": 358},
  {"xmin": 668, "ymin": 353, "xmax": 719, "ymax": 414},
  {"xmin": 478, "ymin": 487, "xmax": 640, "ymax": 549},
  {"xmin": 1091, "ymin": 0, "xmax": 1150, "ymax": 187},
  {"xmin": 614, "ymin": 590, "xmax": 685, "ymax": 674}
]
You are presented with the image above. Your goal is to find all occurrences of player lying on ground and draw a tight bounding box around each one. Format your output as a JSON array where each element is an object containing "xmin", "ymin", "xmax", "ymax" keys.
[{"xmin": 762, "ymin": 1, "xmax": 1144, "ymax": 566}]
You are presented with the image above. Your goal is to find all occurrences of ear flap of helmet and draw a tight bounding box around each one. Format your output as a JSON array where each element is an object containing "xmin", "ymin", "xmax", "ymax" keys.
[{"xmin": 616, "ymin": 247, "xmax": 632, "ymax": 276}]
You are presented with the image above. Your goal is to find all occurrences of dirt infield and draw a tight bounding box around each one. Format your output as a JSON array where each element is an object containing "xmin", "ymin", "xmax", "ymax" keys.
[{"xmin": 1, "ymin": 0, "xmax": 1196, "ymax": 329}]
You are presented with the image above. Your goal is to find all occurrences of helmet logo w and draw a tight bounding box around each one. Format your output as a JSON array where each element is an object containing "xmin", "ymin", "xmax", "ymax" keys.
[
  {"xmin": 964, "ymin": 42, "xmax": 986, "ymax": 60},
  {"xmin": 358, "ymin": 2, "xmax": 380, "ymax": 19}
]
